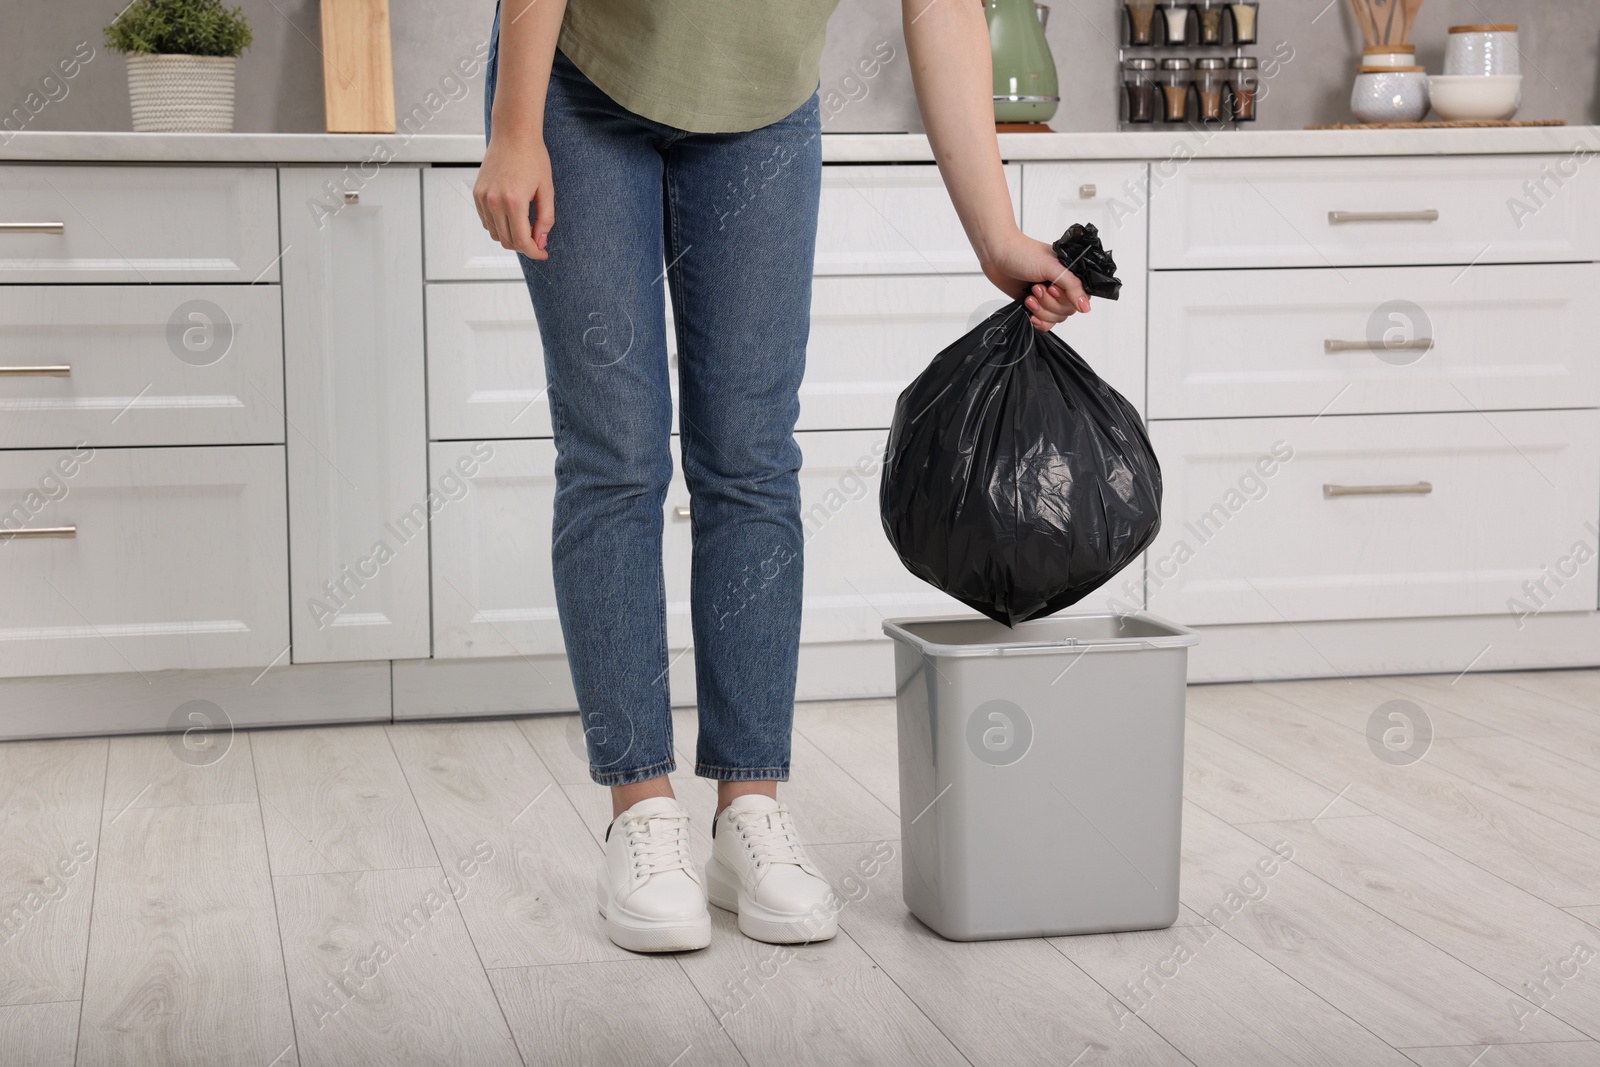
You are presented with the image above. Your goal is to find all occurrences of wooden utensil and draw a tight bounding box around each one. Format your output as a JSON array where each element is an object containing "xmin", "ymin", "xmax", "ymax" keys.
[
  {"xmin": 1399, "ymin": 0, "xmax": 1425, "ymax": 45},
  {"xmin": 320, "ymin": 0, "xmax": 396, "ymax": 133}
]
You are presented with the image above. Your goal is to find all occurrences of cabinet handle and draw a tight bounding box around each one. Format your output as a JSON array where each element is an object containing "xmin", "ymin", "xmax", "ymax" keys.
[
  {"xmin": 1079, "ymin": 184, "xmax": 1097, "ymax": 199},
  {"xmin": 1327, "ymin": 210, "xmax": 1439, "ymax": 224},
  {"xmin": 0, "ymin": 525, "xmax": 76, "ymax": 539},
  {"xmin": 1324, "ymin": 339, "xmax": 1433, "ymax": 353},
  {"xmin": 342, "ymin": 191, "xmax": 360, "ymax": 205},
  {"xmin": 673, "ymin": 505, "xmax": 691, "ymax": 520},
  {"xmin": 1323, "ymin": 481, "xmax": 1432, "ymax": 498},
  {"xmin": 0, "ymin": 222, "xmax": 66, "ymax": 235},
  {"xmin": 0, "ymin": 364, "xmax": 72, "ymax": 377}
]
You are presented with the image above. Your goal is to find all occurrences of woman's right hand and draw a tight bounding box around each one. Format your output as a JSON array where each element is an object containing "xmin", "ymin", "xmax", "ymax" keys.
[{"xmin": 474, "ymin": 138, "xmax": 554, "ymax": 261}]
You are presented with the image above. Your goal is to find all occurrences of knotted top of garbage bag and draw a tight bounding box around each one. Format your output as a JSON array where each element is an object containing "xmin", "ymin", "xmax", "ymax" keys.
[{"xmin": 1051, "ymin": 223, "xmax": 1121, "ymax": 301}]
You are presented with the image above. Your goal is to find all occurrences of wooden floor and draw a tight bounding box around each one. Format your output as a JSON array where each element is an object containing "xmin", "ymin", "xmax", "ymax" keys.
[{"xmin": 3, "ymin": 670, "xmax": 1600, "ymax": 1066}]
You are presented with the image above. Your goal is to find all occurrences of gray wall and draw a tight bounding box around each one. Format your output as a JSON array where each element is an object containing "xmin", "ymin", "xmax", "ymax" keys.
[{"xmin": 4, "ymin": 0, "xmax": 1597, "ymax": 138}]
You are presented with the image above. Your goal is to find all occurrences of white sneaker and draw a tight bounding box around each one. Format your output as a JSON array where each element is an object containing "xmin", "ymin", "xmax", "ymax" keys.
[
  {"xmin": 596, "ymin": 796, "xmax": 711, "ymax": 953},
  {"xmin": 706, "ymin": 794, "xmax": 839, "ymax": 944}
]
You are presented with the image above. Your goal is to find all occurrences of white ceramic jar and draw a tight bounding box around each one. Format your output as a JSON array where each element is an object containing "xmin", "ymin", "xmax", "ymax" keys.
[
  {"xmin": 1350, "ymin": 66, "xmax": 1431, "ymax": 124},
  {"xmin": 1444, "ymin": 24, "xmax": 1519, "ymax": 76}
]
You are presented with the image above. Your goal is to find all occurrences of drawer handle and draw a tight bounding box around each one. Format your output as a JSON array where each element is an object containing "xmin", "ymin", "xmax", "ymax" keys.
[
  {"xmin": 1327, "ymin": 210, "xmax": 1439, "ymax": 224},
  {"xmin": 0, "ymin": 221, "xmax": 66, "ymax": 235},
  {"xmin": 0, "ymin": 525, "xmax": 77, "ymax": 539},
  {"xmin": 1324, "ymin": 339, "xmax": 1434, "ymax": 353},
  {"xmin": 0, "ymin": 364, "xmax": 72, "ymax": 377},
  {"xmin": 1323, "ymin": 481, "xmax": 1432, "ymax": 498},
  {"xmin": 673, "ymin": 505, "xmax": 691, "ymax": 520}
]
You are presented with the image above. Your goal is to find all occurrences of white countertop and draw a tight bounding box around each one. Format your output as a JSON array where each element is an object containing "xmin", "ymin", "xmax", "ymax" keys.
[{"xmin": 1, "ymin": 126, "xmax": 1595, "ymax": 165}]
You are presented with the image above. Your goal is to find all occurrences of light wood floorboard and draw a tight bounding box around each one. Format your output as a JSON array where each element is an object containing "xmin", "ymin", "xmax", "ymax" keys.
[
  {"xmin": 1235, "ymin": 814, "xmax": 1600, "ymax": 1035},
  {"xmin": 1179, "ymin": 800, "xmax": 1583, "ymax": 1046},
  {"xmin": 809, "ymin": 842, "xmax": 1192, "ymax": 1066},
  {"xmin": 0, "ymin": 738, "xmax": 105, "ymax": 1008},
  {"xmin": 78, "ymin": 803, "xmax": 297, "ymax": 1066},
  {"xmin": 251, "ymin": 725, "xmax": 436, "ymax": 876},
  {"xmin": 0, "ymin": 1000, "xmax": 79, "ymax": 1066},
  {"xmin": 103, "ymin": 731, "xmax": 255, "ymax": 810},
  {"xmin": 488, "ymin": 959, "xmax": 746, "ymax": 1067},
  {"xmin": 385, "ymin": 719, "xmax": 637, "ymax": 968},
  {"xmin": 274, "ymin": 866, "xmax": 520, "ymax": 1066},
  {"xmin": 1399, "ymin": 1040, "xmax": 1600, "ymax": 1066},
  {"xmin": 7, "ymin": 671, "xmax": 1600, "ymax": 1064},
  {"xmin": 1188, "ymin": 682, "xmax": 1600, "ymax": 907}
]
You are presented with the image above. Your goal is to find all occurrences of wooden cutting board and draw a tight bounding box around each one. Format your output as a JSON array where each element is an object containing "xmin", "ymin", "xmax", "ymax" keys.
[{"xmin": 320, "ymin": 0, "xmax": 396, "ymax": 134}]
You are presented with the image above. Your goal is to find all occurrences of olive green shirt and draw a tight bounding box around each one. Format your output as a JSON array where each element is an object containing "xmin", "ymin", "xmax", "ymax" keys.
[{"xmin": 558, "ymin": 0, "xmax": 842, "ymax": 133}]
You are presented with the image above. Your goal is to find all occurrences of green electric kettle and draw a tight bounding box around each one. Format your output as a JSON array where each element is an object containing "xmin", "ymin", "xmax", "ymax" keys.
[{"xmin": 987, "ymin": 0, "xmax": 1060, "ymax": 124}]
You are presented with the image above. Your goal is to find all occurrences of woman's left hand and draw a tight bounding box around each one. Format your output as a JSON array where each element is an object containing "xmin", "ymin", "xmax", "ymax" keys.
[{"xmin": 979, "ymin": 229, "xmax": 1091, "ymax": 333}]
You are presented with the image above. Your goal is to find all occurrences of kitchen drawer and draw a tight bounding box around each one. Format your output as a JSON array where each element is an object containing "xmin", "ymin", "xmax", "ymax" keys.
[
  {"xmin": 0, "ymin": 285, "xmax": 285, "ymax": 448},
  {"xmin": 815, "ymin": 164, "xmax": 1019, "ymax": 275},
  {"xmin": 0, "ymin": 445, "xmax": 289, "ymax": 678},
  {"xmin": 423, "ymin": 167, "xmax": 520, "ymax": 281},
  {"xmin": 425, "ymin": 162, "xmax": 1019, "ymax": 280},
  {"xmin": 1145, "ymin": 411, "xmax": 1600, "ymax": 626},
  {"xmin": 1150, "ymin": 156, "xmax": 1600, "ymax": 270},
  {"xmin": 1020, "ymin": 161, "xmax": 1149, "ymax": 412},
  {"xmin": 0, "ymin": 165, "xmax": 281, "ymax": 283},
  {"xmin": 426, "ymin": 282, "xmax": 678, "ymax": 439},
  {"xmin": 1148, "ymin": 263, "xmax": 1600, "ymax": 419}
]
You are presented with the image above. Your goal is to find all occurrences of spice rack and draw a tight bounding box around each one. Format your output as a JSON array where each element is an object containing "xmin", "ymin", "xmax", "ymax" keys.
[{"xmin": 1117, "ymin": 0, "xmax": 1260, "ymax": 129}]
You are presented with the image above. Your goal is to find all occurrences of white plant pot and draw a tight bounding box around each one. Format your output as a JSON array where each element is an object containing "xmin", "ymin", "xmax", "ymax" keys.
[{"xmin": 126, "ymin": 54, "xmax": 236, "ymax": 133}]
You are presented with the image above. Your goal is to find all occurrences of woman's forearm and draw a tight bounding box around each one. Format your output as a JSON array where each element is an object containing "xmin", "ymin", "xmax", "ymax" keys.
[
  {"xmin": 900, "ymin": 0, "xmax": 1018, "ymax": 262},
  {"xmin": 490, "ymin": 0, "xmax": 568, "ymax": 140}
]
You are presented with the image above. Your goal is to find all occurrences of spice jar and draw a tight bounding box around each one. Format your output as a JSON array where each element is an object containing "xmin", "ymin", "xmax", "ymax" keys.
[
  {"xmin": 1194, "ymin": 57, "xmax": 1228, "ymax": 122},
  {"xmin": 1161, "ymin": 0, "xmax": 1192, "ymax": 46},
  {"xmin": 1160, "ymin": 57, "xmax": 1192, "ymax": 122},
  {"xmin": 1125, "ymin": 0, "xmax": 1157, "ymax": 44},
  {"xmin": 1228, "ymin": 0, "xmax": 1259, "ymax": 44},
  {"xmin": 1194, "ymin": 0, "xmax": 1226, "ymax": 44},
  {"xmin": 1227, "ymin": 55, "xmax": 1259, "ymax": 120},
  {"xmin": 1123, "ymin": 57, "xmax": 1158, "ymax": 123}
]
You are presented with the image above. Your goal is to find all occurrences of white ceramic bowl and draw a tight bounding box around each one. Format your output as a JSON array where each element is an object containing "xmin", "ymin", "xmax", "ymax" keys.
[
  {"xmin": 1427, "ymin": 74, "xmax": 1522, "ymax": 121},
  {"xmin": 1351, "ymin": 69, "xmax": 1430, "ymax": 124}
]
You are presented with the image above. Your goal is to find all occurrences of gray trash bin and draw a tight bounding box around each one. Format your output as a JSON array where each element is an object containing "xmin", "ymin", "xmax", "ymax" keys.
[{"xmin": 883, "ymin": 611, "xmax": 1198, "ymax": 941}]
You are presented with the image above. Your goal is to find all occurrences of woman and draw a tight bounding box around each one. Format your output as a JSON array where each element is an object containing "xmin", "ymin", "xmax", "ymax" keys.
[{"xmin": 475, "ymin": 0, "xmax": 1088, "ymax": 954}]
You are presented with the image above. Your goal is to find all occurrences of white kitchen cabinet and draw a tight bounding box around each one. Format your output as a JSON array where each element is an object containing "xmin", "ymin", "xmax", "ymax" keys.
[
  {"xmin": 796, "ymin": 429, "xmax": 973, "ymax": 641},
  {"xmin": 1148, "ymin": 263, "xmax": 1600, "ymax": 419},
  {"xmin": 279, "ymin": 167, "xmax": 431, "ymax": 663},
  {"xmin": 0, "ymin": 165, "xmax": 281, "ymax": 283},
  {"xmin": 1146, "ymin": 410, "xmax": 1600, "ymax": 626},
  {"xmin": 1150, "ymin": 156, "xmax": 1600, "ymax": 269},
  {"xmin": 815, "ymin": 164, "xmax": 1021, "ymax": 275},
  {"xmin": 425, "ymin": 282, "xmax": 679, "ymax": 440},
  {"xmin": 0, "ymin": 445, "xmax": 289, "ymax": 678},
  {"xmin": 801, "ymin": 274, "xmax": 1006, "ymax": 429},
  {"xmin": 0, "ymin": 285, "xmax": 285, "ymax": 448},
  {"xmin": 422, "ymin": 166, "xmax": 521, "ymax": 281},
  {"xmin": 1020, "ymin": 161, "xmax": 1149, "ymax": 414},
  {"xmin": 429, "ymin": 438, "xmax": 697, "ymax": 659},
  {"xmin": 429, "ymin": 438, "xmax": 563, "ymax": 658}
]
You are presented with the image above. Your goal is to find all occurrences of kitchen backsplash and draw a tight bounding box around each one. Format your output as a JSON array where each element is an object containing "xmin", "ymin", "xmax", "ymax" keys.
[{"xmin": 4, "ymin": 0, "xmax": 1598, "ymax": 137}]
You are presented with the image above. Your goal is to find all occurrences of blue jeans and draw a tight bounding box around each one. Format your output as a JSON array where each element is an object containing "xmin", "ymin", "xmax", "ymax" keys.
[{"xmin": 485, "ymin": 11, "xmax": 822, "ymax": 786}]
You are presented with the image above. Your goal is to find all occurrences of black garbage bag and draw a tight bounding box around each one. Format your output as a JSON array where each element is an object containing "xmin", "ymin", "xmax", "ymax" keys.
[{"xmin": 879, "ymin": 223, "xmax": 1161, "ymax": 627}]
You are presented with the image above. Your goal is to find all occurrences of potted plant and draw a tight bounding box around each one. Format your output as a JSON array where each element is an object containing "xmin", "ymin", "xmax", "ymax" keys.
[{"xmin": 103, "ymin": 0, "xmax": 252, "ymax": 133}]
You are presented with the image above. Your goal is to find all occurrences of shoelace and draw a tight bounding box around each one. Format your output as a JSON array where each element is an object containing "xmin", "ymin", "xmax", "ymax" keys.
[
  {"xmin": 621, "ymin": 810, "xmax": 693, "ymax": 879},
  {"xmin": 730, "ymin": 805, "xmax": 809, "ymax": 870}
]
